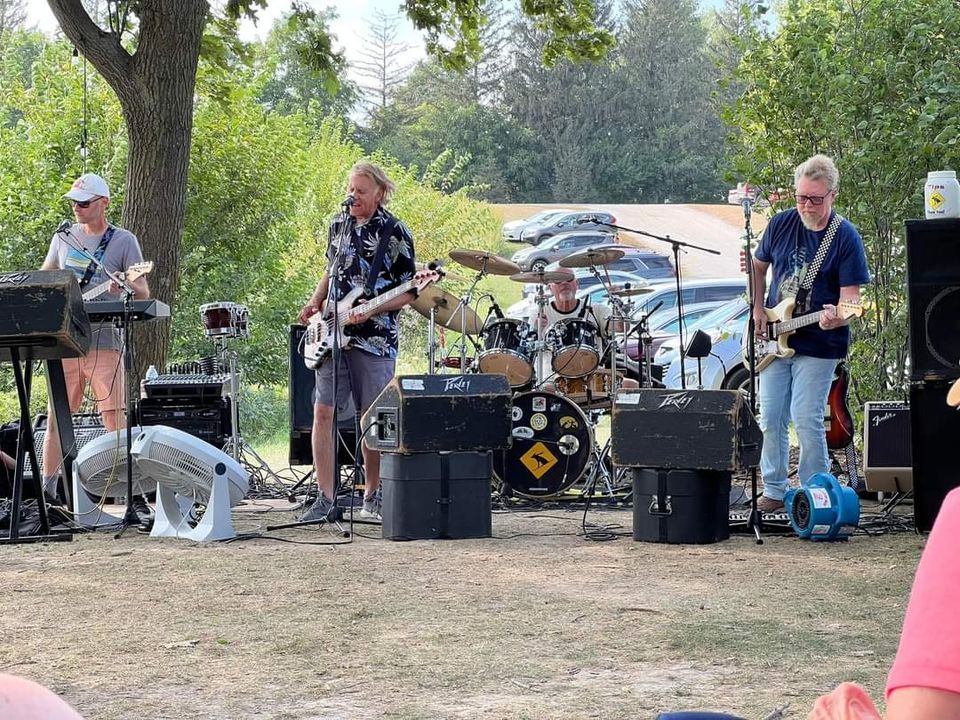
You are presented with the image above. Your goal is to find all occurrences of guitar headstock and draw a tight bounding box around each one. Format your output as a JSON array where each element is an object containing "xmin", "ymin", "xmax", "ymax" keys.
[
  {"xmin": 412, "ymin": 269, "xmax": 440, "ymax": 291},
  {"xmin": 126, "ymin": 261, "xmax": 154, "ymax": 282},
  {"xmin": 837, "ymin": 301, "xmax": 864, "ymax": 320}
]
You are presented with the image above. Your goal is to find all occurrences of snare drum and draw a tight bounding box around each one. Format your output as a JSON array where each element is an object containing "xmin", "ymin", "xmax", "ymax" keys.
[
  {"xmin": 493, "ymin": 391, "xmax": 593, "ymax": 498},
  {"xmin": 477, "ymin": 318, "xmax": 533, "ymax": 387},
  {"xmin": 555, "ymin": 372, "xmax": 623, "ymax": 409},
  {"xmin": 548, "ymin": 318, "xmax": 600, "ymax": 378},
  {"xmin": 200, "ymin": 301, "xmax": 251, "ymax": 339}
]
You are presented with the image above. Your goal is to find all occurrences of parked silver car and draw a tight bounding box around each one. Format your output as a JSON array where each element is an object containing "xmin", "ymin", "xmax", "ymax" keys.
[
  {"xmin": 519, "ymin": 210, "xmax": 618, "ymax": 245},
  {"xmin": 510, "ymin": 230, "xmax": 616, "ymax": 272},
  {"xmin": 502, "ymin": 208, "xmax": 575, "ymax": 242}
]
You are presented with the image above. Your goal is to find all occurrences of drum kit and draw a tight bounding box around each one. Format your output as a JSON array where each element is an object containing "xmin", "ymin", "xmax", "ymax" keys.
[{"xmin": 407, "ymin": 245, "xmax": 661, "ymax": 501}]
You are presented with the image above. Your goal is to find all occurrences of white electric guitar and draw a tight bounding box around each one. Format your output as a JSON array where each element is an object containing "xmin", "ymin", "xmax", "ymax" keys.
[
  {"xmin": 745, "ymin": 297, "xmax": 864, "ymax": 372},
  {"xmin": 303, "ymin": 269, "xmax": 440, "ymax": 369},
  {"xmin": 82, "ymin": 261, "xmax": 154, "ymax": 301}
]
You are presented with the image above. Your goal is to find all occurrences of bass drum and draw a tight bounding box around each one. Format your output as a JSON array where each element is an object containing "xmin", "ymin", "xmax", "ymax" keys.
[{"xmin": 493, "ymin": 391, "xmax": 593, "ymax": 498}]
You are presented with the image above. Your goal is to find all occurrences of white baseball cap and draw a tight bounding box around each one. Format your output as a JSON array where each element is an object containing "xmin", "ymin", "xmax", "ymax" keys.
[{"xmin": 63, "ymin": 173, "xmax": 110, "ymax": 202}]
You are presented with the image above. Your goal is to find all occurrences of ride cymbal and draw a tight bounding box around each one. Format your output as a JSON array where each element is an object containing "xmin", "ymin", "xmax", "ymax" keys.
[
  {"xmin": 448, "ymin": 248, "xmax": 521, "ymax": 276},
  {"xmin": 410, "ymin": 285, "xmax": 483, "ymax": 335},
  {"xmin": 611, "ymin": 284, "xmax": 654, "ymax": 297},
  {"xmin": 509, "ymin": 269, "xmax": 575, "ymax": 284},
  {"xmin": 558, "ymin": 247, "xmax": 626, "ymax": 268}
]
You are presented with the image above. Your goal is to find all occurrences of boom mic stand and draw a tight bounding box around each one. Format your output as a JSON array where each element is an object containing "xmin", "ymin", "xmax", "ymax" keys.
[
  {"xmin": 587, "ymin": 218, "xmax": 721, "ymax": 388},
  {"xmin": 741, "ymin": 196, "xmax": 764, "ymax": 544}
]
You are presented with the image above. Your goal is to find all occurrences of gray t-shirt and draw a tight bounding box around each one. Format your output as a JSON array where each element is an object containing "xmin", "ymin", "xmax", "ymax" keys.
[{"xmin": 44, "ymin": 223, "xmax": 145, "ymax": 351}]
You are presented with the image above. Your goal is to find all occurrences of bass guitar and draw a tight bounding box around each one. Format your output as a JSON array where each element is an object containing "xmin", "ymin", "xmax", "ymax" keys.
[
  {"xmin": 825, "ymin": 360, "xmax": 854, "ymax": 450},
  {"xmin": 82, "ymin": 261, "xmax": 154, "ymax": 301},
  {"xmin": 303, "ymin": 269, "xmax": 440, "ymax": 369},
  {"xmin": 745, "ymin": 298, "xmax": 863, "ymax": 372}
]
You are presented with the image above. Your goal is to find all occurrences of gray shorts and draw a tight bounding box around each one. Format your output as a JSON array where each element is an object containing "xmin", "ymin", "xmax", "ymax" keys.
[{"xmin": 314, "ymin": 349, "xmax": 396, "ymax": 414}]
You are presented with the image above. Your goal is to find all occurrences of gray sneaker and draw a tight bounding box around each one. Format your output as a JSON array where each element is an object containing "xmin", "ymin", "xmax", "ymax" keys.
[
  {"xmin": 360, "ymin": 492, "xmax": 382, "ymax": 522},
  {"xmin": 301, "ymin": 493, "xmax": 340, "ymax": 523}
]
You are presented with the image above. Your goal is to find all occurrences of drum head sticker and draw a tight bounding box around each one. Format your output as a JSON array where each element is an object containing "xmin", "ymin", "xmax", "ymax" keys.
[
  {"xmin": 532, "ymin": 396, "xmax": 547, "ymax": 412},
  {"xmin": 530, "ymin": 413, "xmax": 548, "ymax": 431},
  {"xmin": 558, "ymin": 415, "xmax": 579, "ymax": 429},
  {"xmin": 520, "ymin": 442, "xmax": 558, "ymax": 479},
  {"xmin": 512, "ymin": 426, "xmax": 534, "ymax": 439},
  {"xmin": 512, "ymin": 406, "xmax": 523, "ymax": 422}
]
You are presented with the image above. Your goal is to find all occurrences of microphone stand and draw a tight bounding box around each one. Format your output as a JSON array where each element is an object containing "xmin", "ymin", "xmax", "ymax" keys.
[
  {"xmin": 586, "ymin": 219, "xmax": 720, "ymax": 389},
  {"xmin": 741, "ymin": 197, "xmax": 764, "ymax": 544}
]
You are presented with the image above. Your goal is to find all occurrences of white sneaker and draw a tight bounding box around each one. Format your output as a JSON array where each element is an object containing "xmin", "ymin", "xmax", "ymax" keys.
[{"xmin": 359, "ymin": 493, "xmax": 382, "ymax": 522}]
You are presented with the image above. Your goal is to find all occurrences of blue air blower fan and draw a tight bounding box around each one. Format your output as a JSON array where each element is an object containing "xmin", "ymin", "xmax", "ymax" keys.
[{"xmin": 784, "ymin": 472, "xmax": 860, "ymax": 541}]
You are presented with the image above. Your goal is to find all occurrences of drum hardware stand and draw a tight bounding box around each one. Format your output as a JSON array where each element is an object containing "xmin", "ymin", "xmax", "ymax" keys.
[
  {"xmin": 589, "ymin": 218, "xmax": 721, "ymax": 389},
  {"xmin": 449, "ymin": 264, "xmax": 488, "ymax": 374},
  {"xmin": 213, "ymin": 338, "xmax": 286, "ymax": 494}
]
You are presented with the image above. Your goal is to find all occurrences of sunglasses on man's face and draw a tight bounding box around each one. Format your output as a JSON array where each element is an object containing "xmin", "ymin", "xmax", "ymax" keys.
[{"xmin": 70, "ymin": 197, "xmax": 101, "ymax": 208}]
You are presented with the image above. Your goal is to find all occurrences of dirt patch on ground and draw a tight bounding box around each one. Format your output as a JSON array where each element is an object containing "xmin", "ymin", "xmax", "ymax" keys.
[{"xmin": 1, "ymin": 499, "xmax": 921, "ymax": 719}]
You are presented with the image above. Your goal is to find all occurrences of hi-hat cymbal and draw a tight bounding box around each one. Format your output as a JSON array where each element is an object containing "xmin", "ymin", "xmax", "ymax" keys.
[
  {"xmin": 612, "ymin": 284, "xmax": 654, "ymax": 298},
  {"xmin": 448, "ymin": 248, "xmax": 521, "ymax": 276},
  {"xmin": 510, "ymin": 270, "xmax": 575, "ymax": 284},
  {"xmin": 410, "ymin": 285, "xmax": 483, "ymax": 335},
  {"xmin": 558, "ymin": 247, "xmax": 626, "ymax": 269}
]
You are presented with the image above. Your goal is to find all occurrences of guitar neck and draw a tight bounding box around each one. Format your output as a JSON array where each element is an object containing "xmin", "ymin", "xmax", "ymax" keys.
[
  {"xmin": 82, "ymin": 279, "xmax": 111, "ymax": 301},
  {"xmin": 335, "ymin": 280, "xmax": 415, "ymax": 323},
  {"xmin": 776, "ymin": 309, "xmax": 823, "ymax": 335}
]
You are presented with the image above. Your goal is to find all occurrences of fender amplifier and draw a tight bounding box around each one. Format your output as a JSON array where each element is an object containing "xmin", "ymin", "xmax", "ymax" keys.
[
  {"xmin": 368, "ymin": 374, "xmax": 512, "ymax": 453},
  {"xmin": 0, "ymin": 270, "xmax": 90, "ymax": 361},
  {"xmin": 611, "ymin": 388, "xmax": 762, "ymax": 471},
  {"xmin": 862, "ymin": 401, "xmax": 912, "ymax": 493}
]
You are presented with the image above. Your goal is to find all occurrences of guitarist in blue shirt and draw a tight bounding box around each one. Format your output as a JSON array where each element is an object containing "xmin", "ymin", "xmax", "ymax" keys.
[
  {"xmin": 750, "ymin": 154, "xmax": 870, "ymax": 513},
  {"xmin": 298, "ymin": 162, "xmax": 418, "ymax": 523}
]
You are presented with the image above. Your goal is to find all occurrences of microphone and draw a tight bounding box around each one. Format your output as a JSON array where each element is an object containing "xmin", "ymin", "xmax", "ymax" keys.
[
  {"xmin": 56, "ymin": 220, "xmax": 72, "ymax": 234},
  {"xmin": 741, "ymin": 197, "xmax": 753, "ymax": 219},
  {"xmin": 342, "ymin": 195, "xmax": 356, "ymax": 208},
  {"xmin": 575, "ymin": 216, "xmax": 599, "ymax": 225},
  {"xmin": 490, "ymin": 300, "xmax": 504, "ymax": 319}
]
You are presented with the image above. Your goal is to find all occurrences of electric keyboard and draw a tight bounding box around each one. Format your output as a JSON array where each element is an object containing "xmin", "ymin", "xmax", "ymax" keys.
[{"xmin": 84, "ymin": 298, "xmax": 171, "ymax": 323}]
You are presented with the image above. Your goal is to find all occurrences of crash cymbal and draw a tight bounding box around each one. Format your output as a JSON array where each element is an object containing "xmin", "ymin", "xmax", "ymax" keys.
[
  {"xmin": 612, "ymin": 284, "xmax": 654, "ymax": 297},
  {"xmin": 448, "ymin": 248, "xmax": 521, "ymax": 276},
  {"xmin": 410, "ymin": 285, "xmax": 484, "ymax": 335},
  {"xmin": 558, "ymin": 247, "xmax": 626, "ymax": 269},
  {"xmin": 509, "ymin": 269, "xmax": 576, "ymax": 284}
]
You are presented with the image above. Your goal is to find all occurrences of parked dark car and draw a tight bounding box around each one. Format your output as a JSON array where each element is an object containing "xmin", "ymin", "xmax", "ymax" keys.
[{"xmin": 545, "ymin": 246, "xmax": 674, "ymax": 281}]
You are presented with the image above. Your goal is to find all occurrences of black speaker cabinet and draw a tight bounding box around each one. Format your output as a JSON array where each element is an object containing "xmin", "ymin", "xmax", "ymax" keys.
[
  {"xmin": 368, "ymin": 374, "xmax": 512, "ymax": 453},
  {"xmin": 906, "ymin": 219, "xmax": 960, "ymax": 380},
  {"xmin": 287, "ymin": 324, "xmax": 358, "ymax": 466},
  {"xmin": 862, "ymin": 401, "xmax": 912, "ymax": 493},
  {"xmin": 910, "ymin": 382, "xmax": 960, "ymax": 532},
  {"xmin": 138, "ymin": 396, "xmax": 231, "ymax": 449},
  {"xmin": 633, "ymin": 468, "xmax": 731, "ymax": 544},
  {"xmin": 0, "ymin": 269, "xmax": 91, "ymax": 361},
  {"xmin": 611, "ymin": 389, "xmax": 762, "ymax": 471},
  {"xmin": 381, "ymin": 451, "xmax": 492, "ymax": 540}
]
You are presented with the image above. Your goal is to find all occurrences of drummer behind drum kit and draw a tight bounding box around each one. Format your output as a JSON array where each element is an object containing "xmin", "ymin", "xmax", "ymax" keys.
[{"xmin": 398, "ymin": 245, "xmax": 661, "ymax": 501}]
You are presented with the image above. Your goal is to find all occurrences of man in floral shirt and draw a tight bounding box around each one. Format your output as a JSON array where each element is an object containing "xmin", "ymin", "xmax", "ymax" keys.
[{"xmin": 298, "ymin": 162, "xmax": 416, "ymax": 523}]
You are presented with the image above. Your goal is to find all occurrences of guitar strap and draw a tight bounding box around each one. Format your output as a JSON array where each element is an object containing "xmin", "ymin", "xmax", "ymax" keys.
[
  {"xmin": 77, "ymin": 225, "xmax": 116, "ymax": 289},
  {"xmin": 794, "ymin": 213, "xmax": 842, "ymax": 314},
  {"xmin": 363, "ymin": 215, "xmax": 397, "ymax": 298}
]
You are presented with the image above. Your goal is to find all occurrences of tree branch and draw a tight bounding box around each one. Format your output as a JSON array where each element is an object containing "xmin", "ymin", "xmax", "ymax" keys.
[{"xmin": 46, "ymin": 0, "xmax": 133, "ymax": 92}]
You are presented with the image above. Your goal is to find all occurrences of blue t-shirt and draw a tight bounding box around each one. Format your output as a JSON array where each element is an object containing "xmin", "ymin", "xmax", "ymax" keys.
[{"xmin": 755, "ymin": 208, "xmax": 870, "ymax": 359}]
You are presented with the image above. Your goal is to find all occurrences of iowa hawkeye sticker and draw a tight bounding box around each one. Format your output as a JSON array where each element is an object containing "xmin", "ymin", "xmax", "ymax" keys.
[{"xmin": 520, "ymin": 442, "xmax": 558, "ymax": 479}]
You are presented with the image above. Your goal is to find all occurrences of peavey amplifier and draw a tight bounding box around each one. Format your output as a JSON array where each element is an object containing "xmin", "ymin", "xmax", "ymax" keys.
[
  {"xmin": 611, "ymin": 388, "xmax": 762, "ymax": 471},
  {"xmin": 863, "ymin": 401, "xmax": 912, "ymax": 493},
  {"xmin": 0, "ymin": 270, "xmax": 90, "ymax": 361},
  {"xmin": 368, "ymin": 374, "xmax": 512, "ymax": 453}
]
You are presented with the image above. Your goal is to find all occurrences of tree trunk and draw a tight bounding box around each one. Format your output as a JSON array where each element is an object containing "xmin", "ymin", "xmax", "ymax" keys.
[{"xmin": 47, "ymin": 0, "xmax": 208, "ymax": 376}]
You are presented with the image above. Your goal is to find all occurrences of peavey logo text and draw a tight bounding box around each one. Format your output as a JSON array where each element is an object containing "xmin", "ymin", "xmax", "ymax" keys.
[
  {"xmin": 0, "ymin": 272, "xmax": 30, "ymax": 286},
  {"xmin": 443, "ymin": 376, "xmax": 470, "ymax": 393},
  {"xmin": 871, "ymin": 411, "xmax": 896, "ymax": 427},
  {"xmin": 659, "ymin": 392, "xmax": 694, "ymax": 410}
]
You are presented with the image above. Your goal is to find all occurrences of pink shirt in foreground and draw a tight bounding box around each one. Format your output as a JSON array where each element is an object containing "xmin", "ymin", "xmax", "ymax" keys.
[{"xmin": 886, "ymin": 487, "xmax": 960, "ymax": 698}]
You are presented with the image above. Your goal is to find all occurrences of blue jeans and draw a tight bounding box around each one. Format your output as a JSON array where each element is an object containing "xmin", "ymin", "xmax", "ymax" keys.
[{"xmin": 758, "ymin": 355, "xmax": 838, "ymax": 501}]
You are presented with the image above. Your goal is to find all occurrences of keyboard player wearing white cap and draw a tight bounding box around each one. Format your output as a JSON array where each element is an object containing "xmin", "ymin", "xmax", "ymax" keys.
[{"xmin": 38, "ymin": 172, "xmax": 150, "ymax": 507}]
